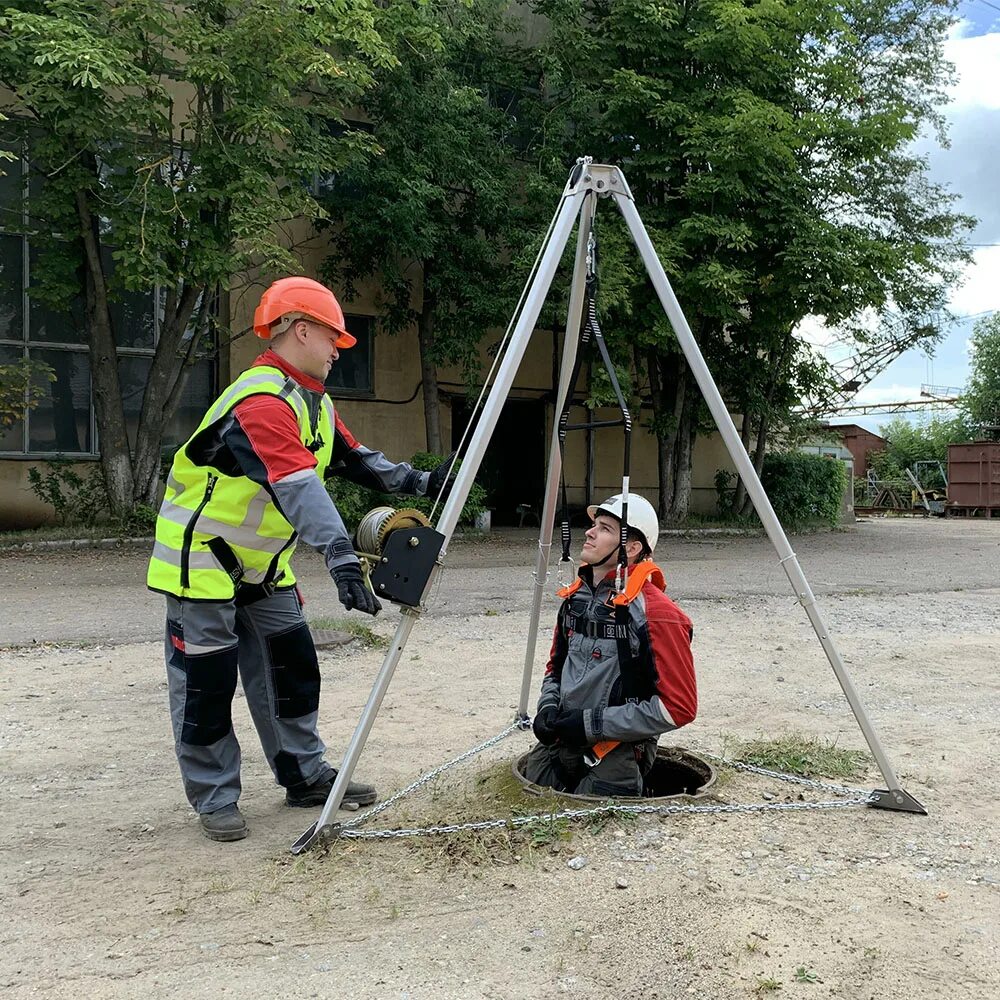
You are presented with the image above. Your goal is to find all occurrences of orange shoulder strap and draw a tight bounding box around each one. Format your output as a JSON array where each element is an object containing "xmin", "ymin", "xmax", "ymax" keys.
[
  {"xmin": 556, "ymin": 577, "xmax": 584, "ymax": 599},
  {"xmin": 611, "ymin": 560, "xmax": 666, "ymax": 606}
]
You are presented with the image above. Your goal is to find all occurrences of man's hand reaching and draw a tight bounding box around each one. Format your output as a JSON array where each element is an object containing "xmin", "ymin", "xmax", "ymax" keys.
[{"xmin": 332, "ymin": 562, "xmax": 382, "ymax": 616}]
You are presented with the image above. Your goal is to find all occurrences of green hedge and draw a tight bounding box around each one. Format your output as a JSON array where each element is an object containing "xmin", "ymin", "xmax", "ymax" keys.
[
  {"xmin": 761, "ymin": 452, "xmax": 846, "ymax": 528},
  {"xmin": 326, "ymin": 451, "xmax": 487, "ymax": 533}
]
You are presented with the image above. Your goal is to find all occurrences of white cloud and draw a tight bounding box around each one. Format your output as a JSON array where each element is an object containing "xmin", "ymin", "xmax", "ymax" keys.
[
  {"xmin": 852, "ymin": 382, "xmax": 925, "ymax": 404},
  {"xmin": 949, "ymin": 245, "xmax": 1000, "ymax": 316},
  {"xmin": 945, "ymin": 24, "xmax": 1000, "ymax": 112}
]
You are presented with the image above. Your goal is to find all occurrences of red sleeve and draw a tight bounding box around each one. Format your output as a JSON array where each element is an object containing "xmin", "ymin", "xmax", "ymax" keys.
[
  {"xmin": 644, "ymin": 586, "xmax": 697, "ymax": 728},
  {"xmin": 232, "ymin": 395, "xmax": 317, "ymax": 484}
]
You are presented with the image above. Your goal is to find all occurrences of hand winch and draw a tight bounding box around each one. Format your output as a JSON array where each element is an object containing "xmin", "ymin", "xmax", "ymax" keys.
[{"xmin": 354, "ymin": 506, "xmax": 445, "ymax": 608}]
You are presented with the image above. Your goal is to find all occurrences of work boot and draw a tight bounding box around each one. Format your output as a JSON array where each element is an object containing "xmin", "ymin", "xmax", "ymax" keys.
[
  {"xmin": 285, "ymin": 770, "xmax": 378, "ymax": 809},
  {"xmin": 199, "ymin": 803, "xmax": 248, "ymax": 842}
]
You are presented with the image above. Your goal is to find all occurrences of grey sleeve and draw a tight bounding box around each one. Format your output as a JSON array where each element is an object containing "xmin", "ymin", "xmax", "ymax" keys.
[
  {"xmin": 271, "ymin": 469, "xmax": 359, "ymax": 573},
  {"xmin": 330, "ymin": 444, "xmax": 430, "ymax": 496},
  {"xmin": 584, "ymin": 699, "xmax": 678, "ymax": 743}
]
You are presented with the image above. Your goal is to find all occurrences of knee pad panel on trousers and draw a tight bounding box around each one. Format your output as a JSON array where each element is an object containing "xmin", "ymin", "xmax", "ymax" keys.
[
  {"xmin": 181, "ymin": 644, "xmax": 239, "ymax": 746},
  {"xmin": 266, "ymin": 622, "xmax": 320, "ymax": 719}
]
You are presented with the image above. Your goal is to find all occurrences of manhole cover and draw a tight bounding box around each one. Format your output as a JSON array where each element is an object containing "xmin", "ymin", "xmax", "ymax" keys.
[
  {"xmin": 310, "ymin": 629, "xmax": 355, "ymax": 649},
  {"xmin": 512, "ymin": 745, "xmax": 716, "ymax": 803}
]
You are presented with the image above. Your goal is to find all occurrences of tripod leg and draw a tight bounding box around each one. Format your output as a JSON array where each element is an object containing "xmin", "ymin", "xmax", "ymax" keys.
[
  {"xmin": 614, "ymin": 188, "xmax": 924, "ymax": 814},
  {"xmin": 291, "ymin": 183, "xmax": 594, "ymax": 853},
  {"xmin": 517, "ymin": 195, "xmax": 597, "ymax": 720}
]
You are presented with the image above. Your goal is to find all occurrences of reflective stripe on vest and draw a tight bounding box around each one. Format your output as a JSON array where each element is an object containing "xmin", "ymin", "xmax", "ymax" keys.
[{"xmin": 147, "ymin": 366, "xmax": 335, "ymax": 601}]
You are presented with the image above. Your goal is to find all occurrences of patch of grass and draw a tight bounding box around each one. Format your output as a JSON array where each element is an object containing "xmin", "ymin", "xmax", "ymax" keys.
[
  {"xmin": 0, "ymin": 525, "xmax": 152, "ymax": 546},
  {"xmin": 735, "ymin": 732, "xmax": 871, "ymax": 781},
  {"xmin": 755, "ymin": 978, "xmax": 783, "ymax": 993},
  {"xmin": 307, "ymin": 616, "xmax": 389, "ymax": 649},
  {"xmin": 520, "ymin": 812, "xmax": 571, "ymax": 847}
]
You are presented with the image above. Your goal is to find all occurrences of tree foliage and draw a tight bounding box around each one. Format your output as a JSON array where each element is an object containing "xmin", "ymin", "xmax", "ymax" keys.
[
  {"xmin": 761, "ymin": 452, "xmax": 847, "ymax": 528},
  {"xmin": 0, "ymin": 357, "xmax": 54, "ymax": 427},
  {"xmin": 0, "ymin": 0, "xmax": 424, "ymax": 513},
  {"xmin": 869, "ymin": 415, "xmax": 974, "ymax": 488},
  {"xmin": 319, "ymin": 0, "xmax": 529, "ymax": 453},
  {"xmin": 961, "ymin": 312, "xmax": 1000, "ymax": 439},
  {"xmin": 531, "ymin": 0, "xmax": 974, "ymax": 518}
]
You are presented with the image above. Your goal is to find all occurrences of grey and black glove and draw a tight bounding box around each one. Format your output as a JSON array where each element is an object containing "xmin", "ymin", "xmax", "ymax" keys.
[
  {"xmin": 332, "ymin": 563, "xmax": 382, "ymax": 616},
  {"xmin": 532, "ymin": 705, "xmax": 559, "ymax": 746},
  {"xmin": 426, "ymin": 452, "xmax": 459, "ymax": 499},
  {"xmin": 553, "ymin": 709, "xmax": 587, "ymax": 747}
]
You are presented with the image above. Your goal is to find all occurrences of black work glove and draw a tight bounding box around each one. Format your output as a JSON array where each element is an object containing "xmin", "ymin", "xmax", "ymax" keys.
[
  {"xmin": 332, "ymin": 562, "xmax": 382, "ymax": 616},
  {"xmin": 532, "ymin": 705, "xmax": 559, "ymax": 746},
  {"xmin": 553, "ymin": 709, "xmax": 588, "ymax": 747},
  {"xmin": 426, "ymin": 452, "xmax": 459, "ymax": 499}
]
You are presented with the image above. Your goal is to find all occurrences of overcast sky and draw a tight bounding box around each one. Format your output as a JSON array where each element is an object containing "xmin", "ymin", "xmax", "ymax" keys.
[{"xmin": 824, "ymin": 2, "xmax": 999, "ymax": 433}]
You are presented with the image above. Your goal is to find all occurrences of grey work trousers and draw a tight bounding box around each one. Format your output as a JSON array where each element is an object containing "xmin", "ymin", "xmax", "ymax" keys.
[
  {"xmin": 522, "ymin": 741, "xmax": 651, "ymax": 797},
  {"xmin": 164, "ymin": 586, "xmax": 333, "ymax": 814}
]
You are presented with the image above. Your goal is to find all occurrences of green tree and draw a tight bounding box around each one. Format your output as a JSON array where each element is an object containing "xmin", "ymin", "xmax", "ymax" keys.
[
  {"xmin": 0, "ymin": 1, "xmax": 423, "ymax": 516},
  {"xmin": 532, "ymin": 0, "xmax": 973, "ymax": 520},
  {"xmin": 0, "ymin": 357, "xmax": 54, "ymax": 428},
  {"xmin": 871, "ymin": 415, "xmax": 973, "ymax": 487},
  {"xmin": 319, "ymin": 0, "xmax": 529, "ymax": 453},
  {"xmin": 961, "ymin": 312, "xmax": 1000, "ymax": 439}
]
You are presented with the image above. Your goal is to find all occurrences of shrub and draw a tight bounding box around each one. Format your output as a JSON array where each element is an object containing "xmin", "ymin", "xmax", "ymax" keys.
[
  {"xmin": 27, "ymin": 459, "xmax": 108, "ymax": 527},
  {"xmin": 761, "ymin": 452, "xmax": 846, "ymax": 528},
  {"xmin": 326, "ymin": 451, "xmax": 487, "ymax": 534}
]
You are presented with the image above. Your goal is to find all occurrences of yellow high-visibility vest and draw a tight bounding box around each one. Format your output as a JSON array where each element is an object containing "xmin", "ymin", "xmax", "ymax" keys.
[{"xmin": 147, "ymin": 365, "xmax": 335, "ymax": 601}]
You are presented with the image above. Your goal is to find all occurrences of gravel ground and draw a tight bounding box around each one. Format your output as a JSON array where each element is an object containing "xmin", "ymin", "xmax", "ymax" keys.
[{"xmin": 1, "ymin": 517, "xmax": 998, "ymax": 999}]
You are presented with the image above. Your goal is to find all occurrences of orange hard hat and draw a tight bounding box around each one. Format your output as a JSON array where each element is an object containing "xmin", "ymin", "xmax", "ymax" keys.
[{"xmin": 253, "ymin": 276, "xmax": 356, "ymax": 348}]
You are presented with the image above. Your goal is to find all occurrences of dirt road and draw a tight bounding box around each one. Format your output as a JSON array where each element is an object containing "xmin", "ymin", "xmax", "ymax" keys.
[{"xmin": 1, "ymin": 519, "xmax": 997, "ymax": 998}]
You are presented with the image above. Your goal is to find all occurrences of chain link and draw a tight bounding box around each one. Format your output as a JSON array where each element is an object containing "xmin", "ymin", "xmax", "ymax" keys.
[
  {"xmin": 697, "ymin": 751, "xmax": 870, "ymax": 797},
  {"xmin": 341, "ymin": 795, "xmax": 875, "ymax": 841},
  {"xmin": 328, "ymin": 723, "xmax": 876, "ymax": 843},
  {"xmin": 341, "ymin": 722, "xmax": 521, "ymax": 830}
]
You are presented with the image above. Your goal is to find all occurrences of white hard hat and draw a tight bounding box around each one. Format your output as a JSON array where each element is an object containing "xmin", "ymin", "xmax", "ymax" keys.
[{"xmin": 586, "ymin": 493, "xmax": 659, "ymax": 553}]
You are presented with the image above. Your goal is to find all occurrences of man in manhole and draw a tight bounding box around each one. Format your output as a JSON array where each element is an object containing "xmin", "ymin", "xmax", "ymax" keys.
[{"xmin": 525, "ymin": 493, "xmax": 697, "ymax": 797}]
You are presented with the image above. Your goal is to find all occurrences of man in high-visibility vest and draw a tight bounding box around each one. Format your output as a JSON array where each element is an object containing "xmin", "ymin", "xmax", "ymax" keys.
[
  {"xmin": 148, "ymin": 276, "xmax": 455, "ymax": 841},
  {"xmin": 524, "ymin": 493, "xmax": 697, "ymax": 797}
]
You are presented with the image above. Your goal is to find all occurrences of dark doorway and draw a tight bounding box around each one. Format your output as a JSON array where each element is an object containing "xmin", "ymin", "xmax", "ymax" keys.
[{"xmin": 451, "ymin": 397, "xmax": 546, "ymax": 526}]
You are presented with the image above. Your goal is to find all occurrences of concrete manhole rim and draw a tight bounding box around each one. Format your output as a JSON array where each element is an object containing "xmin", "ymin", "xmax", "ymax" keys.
[{"xmin": 512, "ymin": 745, "xmax": 717, "ymax": 804}]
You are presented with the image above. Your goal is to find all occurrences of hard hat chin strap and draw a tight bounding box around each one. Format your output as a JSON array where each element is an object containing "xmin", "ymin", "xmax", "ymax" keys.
[{"xmin": 270, "ymin": 312, "xmax": 308, "ymax": 335}]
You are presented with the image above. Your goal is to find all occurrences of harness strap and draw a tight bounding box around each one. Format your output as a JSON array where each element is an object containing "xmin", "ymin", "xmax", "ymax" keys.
[
  {"xmin": 206, "ymin": 535, "xmax": 293, "ymax": 606},
  {"xmin": 564, "ymin": 611, "xmax": 629, "ymax": 640}
]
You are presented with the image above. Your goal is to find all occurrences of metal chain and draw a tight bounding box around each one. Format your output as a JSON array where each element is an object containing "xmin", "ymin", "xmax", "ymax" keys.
[
  {"xmin": 341, "ymin": 722, "xmax": 521, "ymax": 830},
  {"xmin": 341, "ymin": 795, "xmax": 875, "ymax": 841},
  {"xmin": 697, "ymin": 751, "xmax": 870, "ymax": 797},
  {"xmin": 332, "ymin": 723, "xmax": 876, "ymax": 842}
]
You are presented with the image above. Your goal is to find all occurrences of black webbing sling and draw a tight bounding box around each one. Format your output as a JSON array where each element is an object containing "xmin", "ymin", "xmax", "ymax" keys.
[{"xmin": 556, "ymin": 227, "xmax": 633, "ymax": 592}]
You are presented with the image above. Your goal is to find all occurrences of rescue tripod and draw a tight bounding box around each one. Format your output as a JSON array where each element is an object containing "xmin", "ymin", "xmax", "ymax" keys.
[{"xmin": 291, "ymin": 159, "xmax": 925, "ymax": 855}]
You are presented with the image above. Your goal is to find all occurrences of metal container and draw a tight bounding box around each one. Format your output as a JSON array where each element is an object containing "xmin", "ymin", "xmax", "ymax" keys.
[{"xmin": 947, "ymin": 442, "xmax": 1000, "ymax": 509}]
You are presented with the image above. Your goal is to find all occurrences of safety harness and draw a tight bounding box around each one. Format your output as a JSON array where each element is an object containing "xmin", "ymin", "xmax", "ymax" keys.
[{"xmin": 556, "ymin": 560, "xmax": 667, "ymax": 764}]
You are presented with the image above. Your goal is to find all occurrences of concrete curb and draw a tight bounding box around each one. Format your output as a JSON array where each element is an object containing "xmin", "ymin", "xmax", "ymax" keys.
[{"xmin": 0, "ymin": 536, "xmax": 153, "ymax": 553}]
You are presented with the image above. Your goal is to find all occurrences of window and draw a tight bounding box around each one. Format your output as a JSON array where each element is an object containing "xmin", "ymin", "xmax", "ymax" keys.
[
  {"xmin": 0, "ymin": 138, "xmax": 215, "ymax": 457},
  {"xmin": 325, "ymin": 313, "xmax": 374, "ymax": 397}
]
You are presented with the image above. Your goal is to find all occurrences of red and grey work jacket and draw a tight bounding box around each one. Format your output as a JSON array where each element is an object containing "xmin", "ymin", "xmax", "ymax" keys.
[{"xmin": 537, "ymin": 561, "xmax": 697, "ymax": 744}]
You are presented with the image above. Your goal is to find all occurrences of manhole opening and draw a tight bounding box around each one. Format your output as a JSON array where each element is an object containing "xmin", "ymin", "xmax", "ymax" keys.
[{"xmin": 512, "ymin": 747, "xmax": 716, "ymax": 803}]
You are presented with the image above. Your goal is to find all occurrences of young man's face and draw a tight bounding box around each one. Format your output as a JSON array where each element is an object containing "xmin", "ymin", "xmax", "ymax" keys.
[
  {"xmin": 581, "ymin": 512, "xmax": 644, "ymax": 569},
  {"xmin": 295, "ymin": 318, "xmax": 341, "ymax": 380},
  {"xmin": 581, "ymin": 513, "xmax": 623, "ymax": 568}
]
